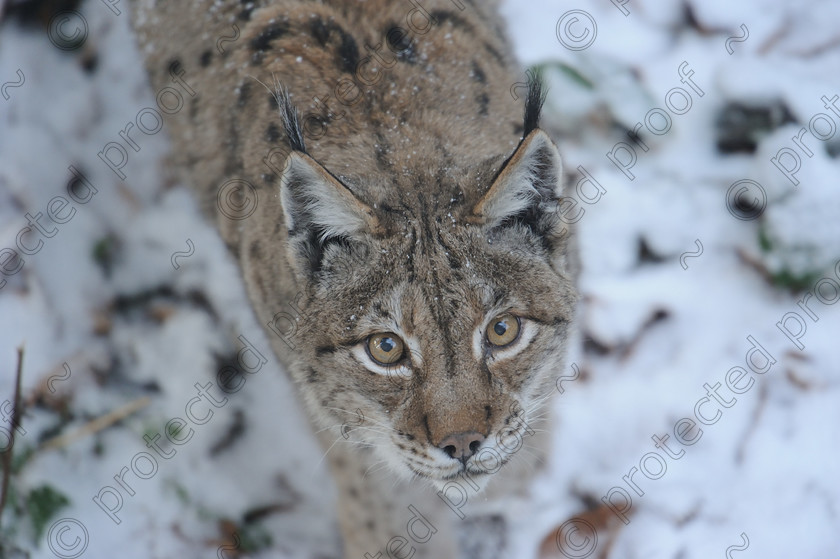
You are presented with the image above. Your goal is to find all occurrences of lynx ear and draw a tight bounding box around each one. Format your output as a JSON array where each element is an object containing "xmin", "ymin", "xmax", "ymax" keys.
[
  {"xmin": 280, "ymin": 152, "xmax": 379, "ymax": 275},
  {"xmin": 471, "ymin": 129, "xmax": 564, "ymax": 238}
]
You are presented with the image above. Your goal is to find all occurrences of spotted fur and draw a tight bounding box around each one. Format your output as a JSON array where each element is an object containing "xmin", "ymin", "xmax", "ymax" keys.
[{"xmin": 131, "ymin": 1, "xmax": 578, "ymax": 556}]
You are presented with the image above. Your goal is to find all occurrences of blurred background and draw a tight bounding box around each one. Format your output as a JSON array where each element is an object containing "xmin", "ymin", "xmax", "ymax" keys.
[{"xmin": 1, "ymin": 0, "xmax": 838, "ymax": 557}]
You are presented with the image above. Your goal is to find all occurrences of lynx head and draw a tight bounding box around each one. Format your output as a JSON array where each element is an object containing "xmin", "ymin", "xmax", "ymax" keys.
[{"xmin": 276, "ymin": 77, "xmax": 578, "ymax": 490}]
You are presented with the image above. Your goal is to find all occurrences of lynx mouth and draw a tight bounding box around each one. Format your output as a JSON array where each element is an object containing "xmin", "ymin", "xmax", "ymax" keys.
[
  {"xmin": 407, "ymin": 457, "xmax": 511, "ymax": 485},
  {"xmin": 427, "ymin": 469, "xmax": 494, "ymax": 494}
]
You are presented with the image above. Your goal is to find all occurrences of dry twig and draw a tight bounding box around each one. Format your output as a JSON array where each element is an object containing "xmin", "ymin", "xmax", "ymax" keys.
[
  {"xmin": 39, "ymin": 396, "xmax": 151, "ymax": 452},
  {"xmin": 0, "ymin": 346, "xmax": 25, "ymax": 533}
]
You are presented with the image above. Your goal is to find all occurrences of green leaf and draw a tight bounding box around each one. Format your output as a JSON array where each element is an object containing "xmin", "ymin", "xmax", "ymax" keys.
[
  {"xmin": 91, "ymin": 234, "xmax": 120, "ymax": 277},
  {"xmin": 238, "ymin": 523, "xmax": 273, "ymax": 553},
  {"xmin": 164, "ymin": 479, "xmax": 190, "ymax": 505},
  {"xmin": 769, "ymin": 268, "xmax": 822, "ymax": 292},
  {"xmin": 758, "ymin": 223, "xmax": 774, "ymax": 252},
  {"xmin": 535, "ymin": 61, "xmax": 595, "ymax": 90},
  {"xmin": 25, "ymin": 485, "xmax": 70, "ymax": 543}
]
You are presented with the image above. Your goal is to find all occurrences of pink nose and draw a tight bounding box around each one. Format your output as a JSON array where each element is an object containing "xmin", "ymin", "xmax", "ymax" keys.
[{"xmin": 438, "ymin": 431, "xmax": 485, "ymax": 463}]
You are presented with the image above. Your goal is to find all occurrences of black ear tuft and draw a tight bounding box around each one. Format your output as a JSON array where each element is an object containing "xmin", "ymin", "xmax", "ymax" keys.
[
  {"xmin": 274, "ymin": 84, "xmax": 307, "ymax": 153},
  {"xmin": 523, "ymin": 69, "xmax": 547, "ymax": 136},
  {"xmin": 471, "ymin": 130, "xmax": 564, "ymax": 241}
]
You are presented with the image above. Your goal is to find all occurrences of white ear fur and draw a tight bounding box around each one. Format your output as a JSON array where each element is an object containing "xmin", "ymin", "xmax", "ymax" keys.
[
  {"xmin": 280, "ymin": 152, "xmax": 378, "ymax": 242},
  {"xmin": 472, "ymin": 130, "xmax": 563, "ymax": 228}
]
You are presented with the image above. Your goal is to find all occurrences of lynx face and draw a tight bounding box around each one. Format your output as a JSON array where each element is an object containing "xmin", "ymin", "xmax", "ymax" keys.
[{"xmin": 278, "ymin": 93, "xmax": 578, "ymax": 488}]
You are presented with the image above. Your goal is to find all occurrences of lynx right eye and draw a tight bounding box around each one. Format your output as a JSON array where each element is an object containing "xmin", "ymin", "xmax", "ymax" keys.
[
  {"xmin": 486, "ymin": 314, "xmax": 521, "ymax": 347},
  {"xmin": 366, "ymin": 333, "xmax": 405, "ymax": 365}
]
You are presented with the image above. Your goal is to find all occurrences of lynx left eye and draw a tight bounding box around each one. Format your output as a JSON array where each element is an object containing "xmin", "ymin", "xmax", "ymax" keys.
[
  {"xmin": 367, "ymin": 333, "xmax": 405, "ymax": 365},
  {"xmin": 486, "ymin": 314, "xmax": 520, "ymax": 347}
]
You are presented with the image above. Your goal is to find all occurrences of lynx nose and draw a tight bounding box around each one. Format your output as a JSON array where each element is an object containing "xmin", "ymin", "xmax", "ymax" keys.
[{"xmin": 439, "ymin": 431, "xmax": 485, "ymax": 463}]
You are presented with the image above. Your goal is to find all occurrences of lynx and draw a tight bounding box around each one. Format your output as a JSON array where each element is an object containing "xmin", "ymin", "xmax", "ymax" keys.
[{"xmin": 130, "ymin": 0, "xmax": 579, "ymax": 556}]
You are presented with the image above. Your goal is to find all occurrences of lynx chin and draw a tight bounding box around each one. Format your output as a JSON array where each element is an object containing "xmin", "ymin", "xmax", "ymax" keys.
[{"xmin": 131, "ymin": 0, "xmax": 579, "ymax": 556}]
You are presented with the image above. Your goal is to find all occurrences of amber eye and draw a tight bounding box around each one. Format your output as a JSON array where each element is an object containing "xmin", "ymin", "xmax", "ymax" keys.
[
  {"xmin": 486, "ymin": 314, "xmax": 520, "ymax": 347},
  {"xmin": 366, "ymin": 333, "xmax": 406, "ymax": 365}
]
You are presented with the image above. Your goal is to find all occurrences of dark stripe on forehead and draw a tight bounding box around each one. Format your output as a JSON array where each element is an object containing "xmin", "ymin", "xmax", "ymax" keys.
[
  {"xmin": 417, "ymin": 196, "xmax": 459, "ymax": 375},
  {"xmin": 405, "ymin": 226, "xmax": 417, "ymax": 282},
  {"xmin": 436, "ymin": 230, "xmax": 461, "ymax": 270},
  {"xmin": 484, "ymin": 42, "xmax": 505, "ymax": 64},
  {"xmin": 417, "ymin": 192, "xmax": 434, "ymax": 256},
  {"xmin": 492, "ymin": 286, "xmax": 509, "ymax": 307},
  {"xmin": 309, "ymin": 17, "xmax": 360, "ymax": 74},
  {"xmin": 238, "ymin": 4, "xmax": 254, "ymax": 21},
  {"xmin": 250, "ymin": 21, "xmax": 290, "ymax": 51},
  {"xmin": 315, "ymin": 345, "xmax": 339, "ymax": 356},
  {"xmin": 372, "ymin": 301, "xmax": 391, "ymax": 319},
  {"xmin": 471, "ymin": 61, "xmax": 486, "ymax": 83},
  {"xmin": 476, "ymin": 92, "xmax": 490, "ymax": 116},
  {"xmin": 374, "ymin": 132, "xmax": 393, "ymax": 170},
  {"xmin": 237, "ymin": 80, "xmax": 251, "ymax": 107}
]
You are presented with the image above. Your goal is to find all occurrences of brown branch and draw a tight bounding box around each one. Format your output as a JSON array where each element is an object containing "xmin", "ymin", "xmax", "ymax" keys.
[
  {"xmin": 39, "ymin": 396, "xmax": 151, "ymax": 452},
  {"xmin": 0, "ymin": 346, "xmax": 25, "ymax": 533}
]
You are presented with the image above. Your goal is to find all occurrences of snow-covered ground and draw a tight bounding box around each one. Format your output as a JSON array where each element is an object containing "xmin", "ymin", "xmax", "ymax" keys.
[{"xmin": 1, "ymin": 0, "xmax": 838, "ymax": 558}]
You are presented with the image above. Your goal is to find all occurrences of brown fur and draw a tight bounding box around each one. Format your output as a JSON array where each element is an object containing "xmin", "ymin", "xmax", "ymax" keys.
[{"xmin": 130, "ymin": 1, "xmax": 578, "ymax": 556}]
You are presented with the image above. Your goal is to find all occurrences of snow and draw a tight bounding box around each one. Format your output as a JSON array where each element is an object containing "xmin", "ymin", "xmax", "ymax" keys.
[
  {"xmin": 499, "ymin": 1, "xmax": 840, "ymax": 557},
  {"xmin": 1, "ymin": 0, "xmax": 839, "ymax": 557}
]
